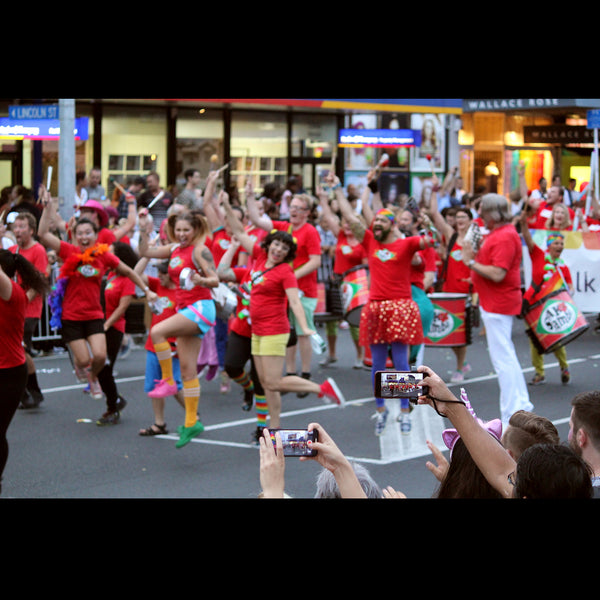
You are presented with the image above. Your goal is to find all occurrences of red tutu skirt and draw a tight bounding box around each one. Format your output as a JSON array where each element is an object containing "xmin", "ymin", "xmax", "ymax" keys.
[{"xmin": 359, "ymin": 298, "xmax": 423, "ymax": 347}]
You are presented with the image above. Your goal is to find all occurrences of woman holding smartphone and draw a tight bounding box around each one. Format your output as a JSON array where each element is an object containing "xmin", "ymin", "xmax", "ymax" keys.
[{"xmin": 0, "ymin": 250, "xmax": 50, "ymax": 494}]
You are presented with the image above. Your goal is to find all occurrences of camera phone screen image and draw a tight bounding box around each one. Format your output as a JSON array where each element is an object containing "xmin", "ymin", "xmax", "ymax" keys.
[
  {"xmin": 377, "ymin": 371, "xmax": 424, "ymax": 400},
  {"xmin": 269, "ymin": 429, "xmax": 317, "ymax": 457}
]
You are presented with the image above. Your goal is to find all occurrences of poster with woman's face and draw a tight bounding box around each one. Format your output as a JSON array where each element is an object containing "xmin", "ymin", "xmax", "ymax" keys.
[{"xmin": 410, "ymin": 114, "xmax": 446, "ymax": 172}]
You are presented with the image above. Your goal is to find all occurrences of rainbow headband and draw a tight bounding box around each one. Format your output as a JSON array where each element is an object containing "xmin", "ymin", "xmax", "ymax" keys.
[
  {"xmin": 376, "ymin": 208, "xmax": 395, "ymax": 222},
  {"xmin": 546, "ymin": 233, "xmax": 564, "ymax": 247}
]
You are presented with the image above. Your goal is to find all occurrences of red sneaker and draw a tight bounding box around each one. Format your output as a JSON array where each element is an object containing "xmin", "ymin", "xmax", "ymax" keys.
[{"xmin": 319, "ymin": 377, "xmax": 346, "ymax": 406}]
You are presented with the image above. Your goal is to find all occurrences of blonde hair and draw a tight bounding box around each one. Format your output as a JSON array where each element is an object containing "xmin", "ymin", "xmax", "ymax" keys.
[{"xmin": 166, "ymin": 210, "xmax": 209, "ymax": 245}]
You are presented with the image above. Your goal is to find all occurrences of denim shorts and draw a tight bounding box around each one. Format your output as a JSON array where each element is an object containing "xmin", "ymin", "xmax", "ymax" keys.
[
  {"xmin": 178, "ymin": 299, "xmax": 216, "ymax": 338},
  {"xmin": 144, "ymin": 350, "xmax": 182, "ymax": 393}
]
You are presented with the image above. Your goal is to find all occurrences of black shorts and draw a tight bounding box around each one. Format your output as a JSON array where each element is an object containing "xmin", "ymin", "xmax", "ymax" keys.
[{"xmin": 60, "ymin": 319, "xmax": 105, "ymax": 344}]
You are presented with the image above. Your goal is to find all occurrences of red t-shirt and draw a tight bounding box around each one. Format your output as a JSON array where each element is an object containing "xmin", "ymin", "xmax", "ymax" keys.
[
  {"xmin": 529, "ymin": 201, "xmax": 575, "ymax": 230},
  {"xmin": 443, "ymin": 239, "xmax": 472, "ymax": 294},
  {"xmin": 104, "ymin": 273, "xmax": 136, "ymax": 333},
  {"xmin": 272, "ymin": 220, "xmax": 321, "ymax": 298},
  {"xmin": 229, "ymin": 266, "xmax": 252, "ymax": 338},
  {"xmin": 168, "ymin": 243, "xmax": 212, "ymax": 309},
  {"xmin": 145, "ymin": 276, "xmax": 178, "ymax": 352},
  {"xmin": 9, "ymin": 242, "xmax": 48, "ymax": 319},
  {"xmin": 471, "ymin": 224, "xmax": 523, "ymax": 315},
  {"xmin": 242, "ymin": 224, "xmax": 268, "ymax": 269},
  {"xmin": 0, "ymin": 280, "xmax": 27, "ymax": 368},
  {"xmin": 361, "ymin": 229, "xmax": 422, "ymax": 301},
  {"xmin": 58, "ymin": 241, "xmax": 120, "ymax": 321},
  {"xmin": 334, "ymin": 229, "xmax": 367, "ymax": 275},
  {"xmin": 211, "ymin": 227, "xmax": 242, "ymax": 268},
  {"xmin": 249, "ymin": 244, "xmax": 298, "ymax": 336},
  {"xmin": 410, "ymin": 245, "xmax": 437, "ymax": 290}
]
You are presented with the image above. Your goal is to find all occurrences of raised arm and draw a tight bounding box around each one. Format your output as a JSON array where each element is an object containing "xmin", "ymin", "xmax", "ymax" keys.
[
  {"xmin": 327, "ymin": 173, "xmax": 366, "ymax": 243},
  {"xmin": 418, "ymin": 366, "xmax": 515, "ymax": 498},
  {"xmin": 37, "ymin": 186, "xmax": 62, "ymax": 253}
]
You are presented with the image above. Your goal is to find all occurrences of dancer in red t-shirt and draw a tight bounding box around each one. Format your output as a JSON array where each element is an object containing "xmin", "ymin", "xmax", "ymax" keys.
[
  {"xmin": 317, "ymin": 186, "xmax": 367, "ymax": 368},
  {"xmin": 37, "ymin": 190, "xmax": 157, "ymax": 405},
  {"xmin": 138, "ymin": 210, "xmax": 219, "ymax": 448},
  {"xmin": 221, "ymin": 192, "xmax": 346, "ymax": 429},
  {"xmin": 0, "ymin": 249, "xmax": 49, "ymax": 492},
  {"xmin": 245, "ymin": 186, "xmax": 322, "ymax": 392},
  {"xmin": 330, "ymin": 173, "xmax": 432, "ymax": 436},
  {"xmin": 9, "ymin": 212, "xmax": 49, "ymax": 408}
]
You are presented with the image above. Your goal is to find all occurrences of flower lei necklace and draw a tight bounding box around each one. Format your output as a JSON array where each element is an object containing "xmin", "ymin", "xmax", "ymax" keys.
[
  {"xmin": 49, "ymin": 243, "xmax": 110, "ymax": 329},
  {"xmin": 543, "ymin": 252, "xmax": 565, "ymax": 282}
]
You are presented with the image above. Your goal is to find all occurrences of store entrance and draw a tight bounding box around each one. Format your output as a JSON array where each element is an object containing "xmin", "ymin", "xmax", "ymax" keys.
[{"xmin": 289, "ymin": 157, "xmax": 333, "ymax": 196}]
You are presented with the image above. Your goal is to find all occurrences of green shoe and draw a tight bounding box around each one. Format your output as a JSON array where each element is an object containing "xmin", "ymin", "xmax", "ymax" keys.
[{"xmin": 175, "ymin": 421, "xmax": 204, "ymax": 448}]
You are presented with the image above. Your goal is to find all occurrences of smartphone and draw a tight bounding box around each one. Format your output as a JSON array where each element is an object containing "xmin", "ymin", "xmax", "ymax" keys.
[
  {"xmin": 269, "ymin": 428, "xmax": 318, "ymax": 457},
  {"xmin": 374, "ymin": 371, "xmax": 428, "ymax": 403}
]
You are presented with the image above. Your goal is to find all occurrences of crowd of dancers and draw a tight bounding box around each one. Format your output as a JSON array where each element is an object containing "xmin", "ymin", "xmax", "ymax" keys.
[{"xmin": 1, "ymin": 159, "xmax": 599, "ymax": 498}]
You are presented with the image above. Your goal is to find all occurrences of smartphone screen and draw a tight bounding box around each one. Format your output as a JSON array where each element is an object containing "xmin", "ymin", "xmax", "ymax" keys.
[
  {"xmin": 374, "ymin": 371, "xmax": 427, "ymax": 402},
  {"xmin": 269, "ymin": 428, "xmax": 318, "ymax": 457}
]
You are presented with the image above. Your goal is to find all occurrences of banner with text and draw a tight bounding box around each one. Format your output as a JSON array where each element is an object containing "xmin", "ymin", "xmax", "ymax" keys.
[{"xmin": 523, "ymin": 230, "xmax": 600, "ymax": 313}]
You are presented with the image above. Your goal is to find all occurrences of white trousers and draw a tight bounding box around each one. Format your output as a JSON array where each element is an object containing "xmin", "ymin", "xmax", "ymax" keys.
[{"xmin": 480, "ymin": 307, "xmax": 534, "ymax": 425}]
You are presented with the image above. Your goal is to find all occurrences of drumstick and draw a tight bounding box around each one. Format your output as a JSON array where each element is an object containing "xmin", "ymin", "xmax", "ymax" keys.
[
  {"xmin": 109, "ymin": 176, "xmax": 128, "ymax": 195},
  {"xmin": 375, "ymin": 153, "xmax": 389, "ymax": 172},
  {"xmin": 426, "ymin": 154, "xmax": 435, "ymax": 177},
  {"xmin": 46, "ymin": 166, "xmax": 53, "ymax": 190},
  {"xmin": 147, "ymin": 190, "xmax": 165, "ymax": 209},
  {"xmin": 215, "ymin": 162, "xmax": 231, "ymax": 176}
]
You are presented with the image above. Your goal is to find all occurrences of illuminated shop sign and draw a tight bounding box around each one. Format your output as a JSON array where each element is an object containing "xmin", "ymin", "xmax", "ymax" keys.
[
  {"xmin": 0, "ymin": 117, "xmax": 89, "ymax": 140},
  {"xmin": 338, "ymin": 128, "xmax": 421, "ymax": 148}
]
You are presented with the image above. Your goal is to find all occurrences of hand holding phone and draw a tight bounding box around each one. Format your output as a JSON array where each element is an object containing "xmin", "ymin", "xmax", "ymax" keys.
[
  {"xmin": 374, "ymin": 370, "xmax": 429, "ymax": 402},
  {"xmin": 268, "ymin": 428, "xmax": 318, "ymax": 457}
]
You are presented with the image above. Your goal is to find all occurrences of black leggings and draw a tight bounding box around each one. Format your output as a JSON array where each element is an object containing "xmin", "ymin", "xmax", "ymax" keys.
[
  {"xmin": 97, "ymin": 327, "xmax": 124, "ymax": 411},
  {"xmin": 224, "ymin": 331, "xmax": 264, "ymax": 396},
  {"xmin": 0, "ymin": 362, "xmax": 27, "ymax": 483}
]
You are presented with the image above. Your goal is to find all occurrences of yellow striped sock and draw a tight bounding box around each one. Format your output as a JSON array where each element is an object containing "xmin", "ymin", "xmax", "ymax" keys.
[
  {"xmin": 183, "ymin": 378, "xmax": 200, "ymax": 428},
  {"xmin": 153, "ymin": 341, "xmax": 174, "ymax": 385}
]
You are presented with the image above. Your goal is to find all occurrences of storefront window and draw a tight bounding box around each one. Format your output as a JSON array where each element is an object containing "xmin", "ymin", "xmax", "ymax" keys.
[
  {"xmin": 101, "ymin": 104, "xmax": 167, "ymax": 199},
  {"xmin": 231, "ymin": 111, "xmax": 287, "ymax": 199},
  {"xmin": 175, "ymin": 107, "xmax": 224, "ymax": 192},
  {"xmin": 291, "ymin": 113, "xmax": 337, "ymax": 159}
]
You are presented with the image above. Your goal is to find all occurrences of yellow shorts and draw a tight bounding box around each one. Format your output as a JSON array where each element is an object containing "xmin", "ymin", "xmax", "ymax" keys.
[{"xmin": 251, "ymin": 333, "xmax": 290, "ymax": 357}]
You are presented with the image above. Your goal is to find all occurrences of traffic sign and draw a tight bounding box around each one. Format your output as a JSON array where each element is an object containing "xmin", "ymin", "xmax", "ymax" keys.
[
  {"xmin": 8, "ymin": 104, "xmax": 59, "ymax": 120},
  {"xmin": 587, "ymin": 109, "xmax": 600, "ymax": 129}
]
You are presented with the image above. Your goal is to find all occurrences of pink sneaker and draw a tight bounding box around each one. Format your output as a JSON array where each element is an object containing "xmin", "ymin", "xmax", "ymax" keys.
[
  {"xmin": 319, "ymin": 377, "xmax": 346, "ymax": 406},
  {"xmin": 148, "ymin": 379, "xmax": 178, "ymax": 398}
]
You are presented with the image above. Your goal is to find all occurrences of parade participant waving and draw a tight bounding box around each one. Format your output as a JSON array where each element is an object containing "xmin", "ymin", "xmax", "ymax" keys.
[
  {"xmin": 138, "ymin": 209, "xmax": 219, "ymax": 448},
  {"xmin": 0, "ymin": 249, "xmax": 49, "ymax": 494},
  {"xmin": 220, "ymin": 191, "xmax": 345, "ymax": 430},
  {"xmin": 37, "ymin": 189, "xmax": 157, "ymax": 402},
  {"xmin": 330, "ymin": 172, "xmax": 432, "ymax": 436},
  {"xmin": 245, "ymin": 183, "xmax": 322, "ymax": 394},
  {"xmin": 520, "ymin": 211, "xmax": 573, "ymax": 386}
]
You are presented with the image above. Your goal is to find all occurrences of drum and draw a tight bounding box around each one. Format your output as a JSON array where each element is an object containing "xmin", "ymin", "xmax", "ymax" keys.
[
  {"xmin": 211, "ymin": 282, "xmax": 237, "ymax": 320},
  {"xmin": 424, "ymin": 292, "xmax": 472, "ymax": 347},
  {"xmin": 523, "ymin": 283, "xmax": 588, "ymax": 354},
  {"xmin": 341, "ymin": 265, "xmax": 369, "ymax": 327}
]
